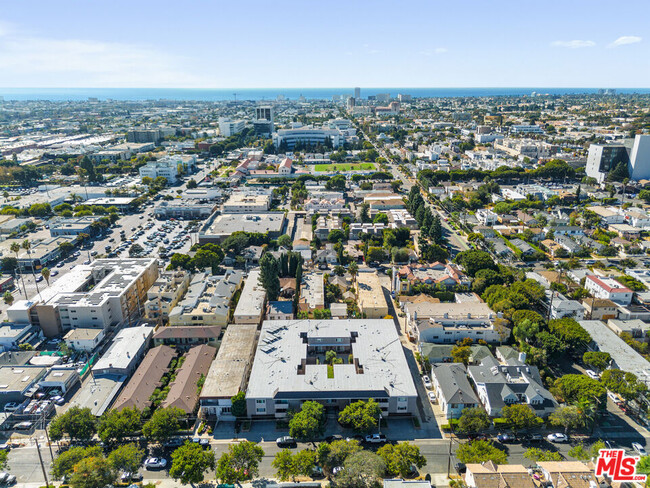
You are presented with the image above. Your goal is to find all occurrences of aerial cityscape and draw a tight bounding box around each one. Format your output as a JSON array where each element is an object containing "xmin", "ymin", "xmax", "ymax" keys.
[{"xmin": 1, "ymin": 1, "xmax": 650, "ymax": 488}]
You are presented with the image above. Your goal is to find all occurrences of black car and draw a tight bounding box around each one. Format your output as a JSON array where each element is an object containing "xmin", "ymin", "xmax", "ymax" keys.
[
  {"xmin": 276, "ymin": 436, "xmax": 297, "ymax": 448},
  {"xmin": 455, "ymin": 462, "xmax": 466, "ymax": 474}
]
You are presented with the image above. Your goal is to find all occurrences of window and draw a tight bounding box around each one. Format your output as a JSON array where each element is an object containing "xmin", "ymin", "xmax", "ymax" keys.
[
  {"xmin": 221, "ymin": 406, "xmax": 231, "ymax": 414},
  {"xmin": 256, "ymin": 407, "xmax": 266, "ymax": 413},
  {"xmin": 256, "ymin": 399, "xmax": 266, "ymax": 404}
]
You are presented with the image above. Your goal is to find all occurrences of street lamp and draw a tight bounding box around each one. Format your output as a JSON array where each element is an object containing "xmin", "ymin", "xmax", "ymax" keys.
[{"xmin": 378, "ymin": 413, "xmax": 383, "ymax": 435}]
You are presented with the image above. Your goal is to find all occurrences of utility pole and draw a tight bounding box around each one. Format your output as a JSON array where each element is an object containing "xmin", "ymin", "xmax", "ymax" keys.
[{"xmin": 35, "ymin": 439, "xmax": 50, "ymax": 488}]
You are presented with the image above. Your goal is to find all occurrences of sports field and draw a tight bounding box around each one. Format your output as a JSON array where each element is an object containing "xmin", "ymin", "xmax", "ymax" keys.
[{"xmin": 314, "ymin": 163, "xmax": 376, "ymax": 172}]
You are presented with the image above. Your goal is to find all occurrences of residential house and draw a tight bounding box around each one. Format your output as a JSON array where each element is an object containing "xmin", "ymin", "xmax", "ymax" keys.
[
  {"xmin": 267, "ymin": 301, "xmax": 294, "ymax": 320},
  {"xmin": 468, "ymin": 361, "xmax": 558, "ymax": 418},
  {"xmin": 581, "ymin": 298, "xmax": 618, "ymax": 320},
  {"xmin": 395, "ymin": 263, "xmax": 470, "ymax": 293},
  {"xmin": 464, "ymin": 462, "xmax": 535, "ymax": 488},
  {"xmin": 430, "ymin": 363, "xmax": 480, "ymax": 419}
]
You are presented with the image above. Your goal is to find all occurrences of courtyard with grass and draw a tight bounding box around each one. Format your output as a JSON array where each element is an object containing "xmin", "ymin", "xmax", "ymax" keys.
[{"xmin": 314, "ymin": 162, "xmax": 376, "ymax": 172}]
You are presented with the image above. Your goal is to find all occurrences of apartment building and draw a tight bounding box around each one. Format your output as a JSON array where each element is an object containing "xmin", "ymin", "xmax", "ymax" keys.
[
  {"xmin": 168, "ymin": 269, "xmax": 243, "ymax": 327},
  {"xmin": 138, "ymin": 155, "xmax": 196, "ymax": 184},
  {"xmin": 246, "ymin": 319, "xmax": 417, "ymax": 418},
  {"xmin": 8, "ymin": 258, "xmax": 158, "ymax": 338},
  {"xmin": 585, "ymin": 275, "xmax": 633, "ymax": 305},
  {"xmin": 233, "ymin": 270, "xmax": 267, "ymax": 325},
  {"xmin": 144, "ymin": 269, "xmax": 191, "ymax": 324},
  {"xmin": 222, "ymin": 193, "xmax": 271, "ymax": 213}
]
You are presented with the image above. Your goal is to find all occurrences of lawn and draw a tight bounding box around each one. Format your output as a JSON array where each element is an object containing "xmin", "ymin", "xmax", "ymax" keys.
[{"xmin": 314, "ymin": 162, "xmax": 376, "ymax": 172}]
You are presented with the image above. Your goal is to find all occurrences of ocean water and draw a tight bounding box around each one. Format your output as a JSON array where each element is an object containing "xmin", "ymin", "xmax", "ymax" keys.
[{"xmin": 1, "ymin": 87, "xmax": 649, "ymax": 102}]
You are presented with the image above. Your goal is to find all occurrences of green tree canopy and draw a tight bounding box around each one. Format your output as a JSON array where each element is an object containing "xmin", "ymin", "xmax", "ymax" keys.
[
  {"xmin": 289, "ymin": 400, "xmax": 325, "ymax": 441},
  {"xmin": 377, "ymin": 442, "xmax": 426, "ymax": 477},
  {"xmin": 500, "ymin": 404, "xmax": 543, "ymax": 432},
  {"xmin": 142, "ymin": 406, "xmax": 184, "ymax": 443},
  {"xmin": 107, "ymin": 443, "xmax": 145, "ymax": 476},
  {"xmin": 338, "ymin": 399, "xmax": 382, "ymax": 433},
  {"xmin": 169, "ymin": 441, "xmax": 216, "ymax": 485},
  {"xmin": 582, "ymin": 351, "xmax": 611, "ymax": 371},
  {"xmin": 97, "ymin": 407, "xmax": 141, "ymax": 445},
  {"xmin": 49, "ymin": 406, "xmax": 96, "ymax": 442},
  {"xmin": 458, "ymin": 407, "xmax": 491, "ymax": 434},
  {"xmin": 336, "ymin": 451, "xmax": 385, "ymax": 488},
  {"xmin": 215, "ymin": 441, "xmax": 264, "ymax": 484},
  {"xmin": 456, "ymin": 440, "xmax": 508, "ymax": 465},
  {"xmin": 69, "ymin": 455, "xmax": 114, "ymax": 488}
]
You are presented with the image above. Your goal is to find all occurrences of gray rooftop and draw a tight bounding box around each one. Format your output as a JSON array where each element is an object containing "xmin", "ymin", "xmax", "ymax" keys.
[
  {"xmin": 233, "ymin": 270, "xmax": 267, "ymax": 319},
  {"xmin": 431, "ymin": 363, "xmax": 479, "ymax": 405},
  {"xmin": 578, "ymin": 320, "xmax": 650, "ymax": 384},
  {"xmin": 92, "ymin": 326, "xmax": 153, "ymax": 374},
  {"xmin": 201, "ymin": 324, "xmax": 258, "ymax": 399},
  {"xmin": 246, "ymin": 319, "xmax": 417, "ymax": 400}
]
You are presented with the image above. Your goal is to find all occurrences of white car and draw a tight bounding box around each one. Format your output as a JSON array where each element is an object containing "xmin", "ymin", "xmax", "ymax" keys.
[
  {"xmin": 547, "ymin": 433, "xmax": 569, "ymax": 443},
  {"xmin": 585, "ymin": 370, "xmax": 600, "ymax": 380},
  {"xmin": 422, "ymin": 375, "xmax": 432, "ymax": 389},
  {"xmin": 364, "ymin": 434, "xmax": 387, "ymax": 444},
  {"xmin": 633, "ymin": 443, "xmax": 647, "ymax": 456},
  {"xmin": 428, "ymin": 392, "xmax": 437, "ymax": 403},
  {"xmin": 144, "ymin": 457, "xmax": 167, "ymax": 469}
]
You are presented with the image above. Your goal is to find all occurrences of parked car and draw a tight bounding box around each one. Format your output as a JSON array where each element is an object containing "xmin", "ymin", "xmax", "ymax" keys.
[
  {"xmin": 364, "ymin": 434, "xmax": 387, "ymax": 444},
  {"xmin": 0, "ymin": 473, "xmax": 16, "ymax": 485},
  {"xmin": 3, "ymin": 403, "xmax": 19, "ymax": 412},
  {"xmin": 121, "ymin": 472, "xmax": 143, "ymax": 483},
  {"xmin": 633, "ymin": 443, "xmax": 647, "ymax": 456},
  {"xmin": 497, "ymin": 433, "xmax": 516, "ymax": 443},
  {"xmin": 164, "ymin": 437, "xmax": 184, "ymax": 448},
  {"xmin": 144, "ymin": 457, "xmax": 167, "ymax": 469},
  {"xmin": 332, "ymin": 466, "xmax": 344, "ymax": 475},
  {"xmin": 585, "ymin": 370, "xmax": 600, "ymax": 380},
  {"xmin": 276, "ymin": 436, "xmax": 297, "ymax": 448},
  {"xmin": 522, "ymin": 433, "xmax": 542, "ymax": 442},
  {"xmin": 547, "ymin": 433, "xmax": 569, "ymax": 443},
  {"xmin": 454, "ymin": 462, "xmax": 466, "ymax": 474},
  {"xmin": 422, "ymin": 375, "xmax": 432, "ymax": 389},
  {"xmin": 428, "ymin": 392, "xmax": 437, "ymax": 403}
]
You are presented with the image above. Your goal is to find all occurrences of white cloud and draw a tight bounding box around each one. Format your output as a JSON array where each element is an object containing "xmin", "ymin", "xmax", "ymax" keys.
[
  {"xmin": 551, "ymin": 40, "xmax": 596, "ymax": 49},
  {"xmin": 608, "ymin": 36, "xmax": 642, "ymax": 48},
  {"xmin": 419, "ymin": 48, "xmax": 447, "ymax": 57},
  {"xmin": 0, "ymin": 27, "xmax": 208, "ymax": 87}
]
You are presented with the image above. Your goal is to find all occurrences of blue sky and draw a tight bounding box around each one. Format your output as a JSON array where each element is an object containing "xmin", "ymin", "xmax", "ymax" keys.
[{"xmin": 1, "ymin": 0, "xmax": 648, "ymax": 88}]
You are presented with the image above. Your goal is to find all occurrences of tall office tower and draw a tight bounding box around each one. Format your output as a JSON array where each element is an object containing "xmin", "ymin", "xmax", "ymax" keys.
[
  {"xmin": 254, "ymin": 106, "xmax": 274, "ymax": 135},
  {"xmin": 347, "ymin": 97, "xmax": 356, "ymax": 110},
  {"xmin": 354, "ymin": 87, "xmax": 361, "ymax": 99},
  {"xmin": 629, "ymin": 135, "xmax": 650, "ymax": 180},
  {"xmin": 585, "ymin": 143, "xmax": 629, "ymax": 183}
]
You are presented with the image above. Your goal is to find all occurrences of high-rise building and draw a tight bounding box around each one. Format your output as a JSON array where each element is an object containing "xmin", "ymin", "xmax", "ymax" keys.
[
  {"xmin": 585, "ymin": 143, "xmax": 629, "ymax": 183},
  {"xmin": 254, "ymin": 106, "xmax": 274, "ymax": 135},
  {"xmin": 585, "ymin": 135, "xmax": 650, "ymax": 183},
  {"xmin": 629, "ymin": 135, "xmax": 650, "ymax": 180},
  {"xmin": 347, "ymin": 97, "xmax": 356, "ymax": 110},
  {"xmin": 354, "ymin": 87, "xmax": 361, "ymax": 99}
]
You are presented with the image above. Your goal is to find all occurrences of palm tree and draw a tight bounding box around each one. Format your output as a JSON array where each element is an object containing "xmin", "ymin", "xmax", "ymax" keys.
[
  {"xmin": 41, "ymin": 267, "xmax": 50, "ymax": 286},
  {"xmin": 10, "ymin": 242, "xmax": 27, "ymax": 297},
  {"xmin": 348, "ymin": 262, "xmax": 359, "ymax": 282},
  {"xmin": 22, "ymin": 239, "xmax": 40, "ymax": 296},
  {"xmin": 575, "ymin": 398, "xmax": 598, "ymax": 431}
]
